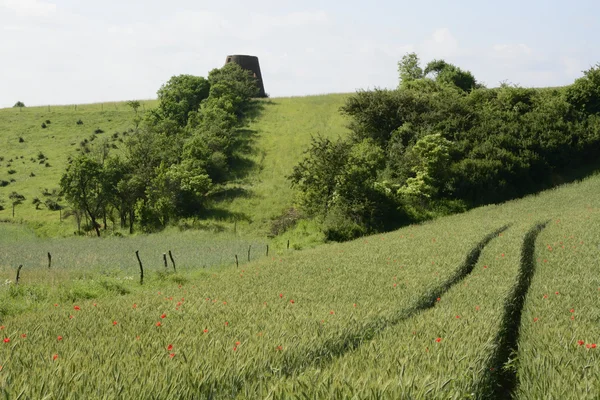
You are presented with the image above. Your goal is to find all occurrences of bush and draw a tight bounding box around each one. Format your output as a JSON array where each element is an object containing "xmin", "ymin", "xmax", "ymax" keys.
[
  {"xmin": 13, "ymin": 101, "xmax": 25, "ymax": 108},
  {"xmin": 29, "ymin": 172, "xmax": 35, "ymax": 177},
  {"xmin": 41, "ymin": 123, "xmax": 47, "ymax": 129},
  {"xmin": 7, "ymin": 170, "xmax": 16, "ymax": 175},
  {"xmin": 0, "ymin": 181, "xmax": 9, "ymax": 187},
  {"xmin": 37, "ymin": 152, "xmax": 45, "ymax": 160},
  {"xmin": 94, "ymin": 128, "xmax": 104, "ymax": 134},
  {"xmin": 322, "ymin": 208, "xmax": 367, "ymax": 242},
  {"xmin": 76, "ymin": 119, "xmax": 84, "ymax": 125},
  {"xmin": 18, "ymin": 137, "xmax": 24, "ymax": 143},
  {"xmin": 45, "ymin": 119, "xmax": 51, "ymax": 124}
]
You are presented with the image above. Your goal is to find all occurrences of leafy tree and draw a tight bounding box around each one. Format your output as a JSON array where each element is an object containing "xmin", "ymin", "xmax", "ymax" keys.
[
  {"xmin": 8, "ymin": 191, "xmax": 25, "ymax": 217},
  {"xmin": 288, "ymin": 136, "xmax": 351, "ymax": 216},
  {"xmin": 155, "ymin": 75, "xmax": 210, "ymax": 126},
  {"xmin": 207, "ymin": 63, "xmax": 260, "ymax": 116},
  {"xmin": 398, "ymin": 53, "xmax": 424, "ymax": 87},
  {"xmin": 126, "ymin": 100, "xmax": 141, "ymax": 114},
  {"xmin": 566, "ymin": 64, "xmax": 600, "ymax": 116},
  {"xmin": 424, "ymin": 59, "xmax": 478, "ymax": 92},
  {"xmin": 13, "ymin": 101, "xmax": 25, "ymax": 109},
  {"xmin": 60, "ymin": 156, "xmax": 107, "ymax": 237}
]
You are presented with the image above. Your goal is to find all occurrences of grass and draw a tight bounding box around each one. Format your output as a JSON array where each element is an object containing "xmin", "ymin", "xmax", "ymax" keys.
[
  {"xmin": 1, "ymin": 168, "xmax": 600, "ymax": 398},
  {"xmin": 0, "ymin": 94, "xmax": 351, "ymax": 244},
  {"xmin": 0, "ymin": 101, "xmax": 156, "ymax": 236}
]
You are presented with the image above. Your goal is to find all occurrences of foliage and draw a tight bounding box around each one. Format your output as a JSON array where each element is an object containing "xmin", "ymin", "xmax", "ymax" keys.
[
  {"xmin": 13, "ymin": 101, "xmax": 25, "ymax": 108},
  {"xmin": 292, "ymin": 53, "xmax": 600, "ymax": 240}
]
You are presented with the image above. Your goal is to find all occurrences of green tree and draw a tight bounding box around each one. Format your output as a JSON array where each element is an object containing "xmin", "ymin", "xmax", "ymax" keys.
[
  {"xmin": 207, "ymin": 63, "xmax": 260, "ymax": 116},
  {"xmin": 155, "ymin": 75, "xmax": 210, "ymax": 127},
  {"xmin": 288, "ymin": 136, "xmax": 351, "ymax": 216},
  {"xmin": 424, "ymin": 59, "xmax": 478, "ymax": 92},
  {"xmin": 398, "ymin": 53, "xmax": 424, "ymax": 87},
  {"xmin": 60, "ymin": 156, "xmax": 108, "ymax": 237},
  {"xmin": 13, "ymin": 101, "xmax": 25, "ymax": 110},
  {"xmin": 8, "ymin": 192, "xmax": 25, "ymax": 218}
]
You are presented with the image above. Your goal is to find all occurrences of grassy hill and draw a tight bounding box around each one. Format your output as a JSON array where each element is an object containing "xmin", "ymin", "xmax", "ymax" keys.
[
  {"xmin": 0, "ymin": 167, "xmax": 599, "ymax": 398},
  {"xmin": 0, "ymin": 95, "xmax": 350, "ymax": 240},
  {"xmin": 0, "ymin": 101, "xmax": 156, "ymax": 235}
]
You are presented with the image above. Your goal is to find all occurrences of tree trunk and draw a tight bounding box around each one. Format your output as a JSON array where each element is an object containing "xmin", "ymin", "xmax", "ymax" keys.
[{"xmin": 129, "ymin": 209, "xmax": 135, "ymax": 234}]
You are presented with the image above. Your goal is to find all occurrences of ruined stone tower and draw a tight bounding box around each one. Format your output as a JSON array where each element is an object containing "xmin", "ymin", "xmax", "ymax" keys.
[{"xmin": 224, "ymin": 55, "xmax": 266, "ymax": 98}]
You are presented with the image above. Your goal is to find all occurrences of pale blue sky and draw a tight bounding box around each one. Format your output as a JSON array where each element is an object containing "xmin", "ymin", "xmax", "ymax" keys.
[{"xmin": 0, "ymin": 0, "xmax": 598, "ymax": 107}]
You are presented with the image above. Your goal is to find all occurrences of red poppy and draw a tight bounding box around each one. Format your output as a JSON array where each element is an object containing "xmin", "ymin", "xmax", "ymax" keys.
[
  {"xmin": 3, "ymin": 338, "xmax": 9, "ymax": 343},
  {"xmin": 233, "ymin": 346, "xmax": 237, "ymax": 351},
  {"xmin": 160, "ymin": 313, "xmax": 167, "ymax": 319},
  {"xmin": 21, "ymin": 334, "xmax": 26, "ymax": 338},
  {"xmin": 54, "ymin": 304, "xmax": 58, "ymax": 307},
  {"xmin": 93, "ymin": 303, "xmax": 97, "ymax": 307},
  {"xmin": 555, "ymin": 292, "xmax": 559, "ymax": 295},
  {"xmin": 578, "ymin": 340, "xmax": 585, "ymax": 346},
  {"xmin": 330, "ymin": 310, "xmax": 335, "ymax": 315},
  {"xmin": 455, "ymin": 315, "xmax": 460, "ymax": 319},
  {"xmin": 235, "ymin": 341, "xmax": 241, "ymax": 345},
  {"xmin": 586, "ymin": 344, "xmax": 592, "ymax": 349},
  {"xmin": 133, "ymin": 304, "xmax": 137, "ymax": 309},
  {"xmin": 483, "ymin": 265, "xmax": 488, "ymax": 269},
  {"xmin": 225, "ymin": 321, "xmax": 229, "ymax": 326},
  {"xmin": 73, "ymin": 306, "xmax": 80, "ymax": 311},
  {"xmin": 290, "ymin": 299, "xmax": 295, "ymax": 304},
  {"xmin": 393, "ymin": 283, "xmax": 397, "ymax": 287},
  {"xmin": 69, "ymin": 315, "xmax": 74, "ymax": 319},
  {"xmin": 167, "ymin": 344, "xmax": 173, "ymax": 351},
  {"xmin": 203, "ymin": 329, "xmax": 208, "ymax": 333},
  {"xmin": 543, "ymin": 294, "xmax": 548, "ymax": 299},
  {"xmin": 353, "ymin": 303, "xmax": 357, "ymax": 308},
  {"xmin": 169, "ymin": 353, "xmax": 175, "ymax": 358},
  {"xmin": 570, "ymin": 309, "xmax": 574, "ymax": 313},
  {"xmin": 176, "ymin": 302, "xmax": 182, "ymax": 307},
  {"xmin": 0, "ymin": 326, "xmax": 4, "ymax": 330},
  {"xmin": 57, "ymin": 336, "xmax": 63, "ymax": 341},
  {"xmin": 435, "ymin": 338, "xmax": 442, "ymax": 343},
  {"xmin": 592, "ymin": 344, "xmax": 597, "ymax": 349},
  {"xmin": 475, "ymin": 306, "xmax": 480, "ymax": 311},
  {"xmin": 53, "ymin": 354, "xmax": 58, "ymax": 361},
  {"xmin": 436, "ymin": 297, "xmax": 441, "ymax": 302},
  {"xmin": 276, "ymin": 345, "xmax": 283, "ymax": 351},
  {"xmin": 156, "ymin": 322, "xmax": 162, "ymax": 327},
  {"xmin": 533, "ymin": 318, "xmax": 538, "ymax": 322},
  {"xmin": 113, "ymin": 321, "xmax": 118, "ymax": 326},
  {"xmin": 279, "ymin": 293, "xmax": 283, "ymax": 298}
]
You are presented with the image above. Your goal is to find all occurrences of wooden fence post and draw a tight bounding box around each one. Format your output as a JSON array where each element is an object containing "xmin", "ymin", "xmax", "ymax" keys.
[
  {"xmin": 136, "ymin": 251, "xmax": 144, "ymax": 285},
  {"xmin": 168, "ymin": 250, "xmax": 176, "ymax": 273},
  {"xmin": 16, "ymin": 265, "xmax": 23, "ymax": 285},
  {"xmin": 47, "ymin": 252, "xmax": 52, "ymax": 269}
]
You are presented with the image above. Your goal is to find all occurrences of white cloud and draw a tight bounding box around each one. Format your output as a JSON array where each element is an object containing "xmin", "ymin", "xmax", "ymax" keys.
[
  {"xmin": 420, "ymin": 28, "xmax": 459, "ymax": 59},
  {"xmin": 491, "ymin": 43, "xmax": 532, "ymax": 60},
  {"xmin": 562, "ymin": 56, "xmax": 583, "ymax": 79},
  {"xmin": 0, "ymin": 0, "xmax": 56, "ymax": 17}
]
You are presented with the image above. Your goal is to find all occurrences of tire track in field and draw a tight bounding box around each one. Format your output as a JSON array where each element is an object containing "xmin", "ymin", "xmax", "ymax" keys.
[
  {"xmin": 277, "ymin": 224, "xmax": 511, "ymax": 376},
  {"xmin": 197, "ymin": 225, "xmax": 510, "ymax": 397},
  {"xmin": 477, "ymin": 221, "xmax": 549, "ymax": 400}
]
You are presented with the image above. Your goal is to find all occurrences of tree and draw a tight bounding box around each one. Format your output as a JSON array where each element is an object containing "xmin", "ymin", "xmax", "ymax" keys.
[
  {"xmin": 8, "ymin": 192, "xmax": 25, "ymax": 217},
  {"xmin": 13, "ymin": 101, "xmax": 25, "ymax": 112},
  {"xmin": 60, "ymin": 156, "xmax": 108, "ymax": 237},
  {"xmin": 288, "ymin": 136, "xmax": 351, "ymax": 216},
  {"xmin": 398, "ymin": 53, "xmax": 423, "ymax": 87},
  {"xmin": 126, "ymin": 100, "xmax": 141, "ymax": 114},
  {"xmin": 424, "ymin": 59, "xmax": 478, "ymax": 92},
  {"xmin": 156, "ymin": 75, "xmax": 210, "ymax": 127},
  {"xmin": 207, "ymin": 63, "xmax": 260, "ymax": 116}
]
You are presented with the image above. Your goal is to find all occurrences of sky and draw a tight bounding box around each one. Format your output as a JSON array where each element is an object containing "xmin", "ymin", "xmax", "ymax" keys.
[{"xmin": 0, "ymin": 0, "xmax": 599, "ymax": 107}]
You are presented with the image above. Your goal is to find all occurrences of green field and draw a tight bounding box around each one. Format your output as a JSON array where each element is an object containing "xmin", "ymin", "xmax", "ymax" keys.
[
  {"xmin": 0, "ymin": 94, "xmax": 351, "ymax": 242},
  {"xmin": 1, "ymin": 168, "xmax": 599, "ymax": 398}
]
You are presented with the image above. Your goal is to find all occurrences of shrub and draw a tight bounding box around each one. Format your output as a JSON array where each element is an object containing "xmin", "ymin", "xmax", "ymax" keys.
[
  {"xmin": 29, "ymin": 172, "xmax": 35, "ymax": 177},
  {"xmin": 37, "ymin": 152, "xmax": 45, "ymax": 160},
  {"xmin": 7, "ymin": 170, "xmax": 16, "ymax": 175},
  {"xmin": 94, "ymin": 128, "xmax": 104, "ymax": 134},
  {"xmin": 18, "ymin": 137, "xmax": 24, "ymax": 143},
  {"xmin": 0, "ymin": 181, "xmax": 9, "ymax": 187},
  {"xmin": 76, "ymin": 119, "xmax": 84, "ymax": 125},
  {"xmin": 13, "ymin": 101, "xmax": 25, "ymax": 108},
  {"xmin": 41, "ymin": 123, "xmax": 47, "ymax": 129},
  {"xmin": 45, "ymin": 119, "xmax": 51, "ymax": 124}
]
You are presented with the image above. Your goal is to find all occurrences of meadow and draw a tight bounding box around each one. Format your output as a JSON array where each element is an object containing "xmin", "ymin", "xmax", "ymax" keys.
[
  {"xmin": 1, "ymin": 169, "xmax": 599, "ymax": 398},
  {"xmin": 0, "ymin": 94, "xmax": 351, "ymax": 244}
]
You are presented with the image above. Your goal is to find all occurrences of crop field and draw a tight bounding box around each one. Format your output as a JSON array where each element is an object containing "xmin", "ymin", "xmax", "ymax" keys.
[{"xmin": 1, "ymin": 171, "xmax": 599, "ymax": 398}]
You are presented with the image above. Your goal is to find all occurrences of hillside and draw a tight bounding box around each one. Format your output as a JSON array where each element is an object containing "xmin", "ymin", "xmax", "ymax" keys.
[
  {"xmin": 0, "ymin": 168, "xmax": 599, "ymax": 398},
  {"xmin": 0, "ymin": 101, "xmax": 156, "ymax": 235},
  {"xmin": 0, "ymin": 95, "xmax": 350, "ymax": 239}
]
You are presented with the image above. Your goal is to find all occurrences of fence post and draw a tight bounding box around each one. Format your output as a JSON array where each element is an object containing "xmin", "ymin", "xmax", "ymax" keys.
[
  {"xmin": 168, "ymin": 250, "xmax": 176, "ymax": 273},
  {"xmin": 16, "ymin": 265, "xmax": 23, "ymax": 285},
  {"xmin": 47, "ymin": 252, "xmax": 52, "ymax": 269},
  {"xmin": 136, "ymin": 251, "xmax": 144, "ymax": 285}
]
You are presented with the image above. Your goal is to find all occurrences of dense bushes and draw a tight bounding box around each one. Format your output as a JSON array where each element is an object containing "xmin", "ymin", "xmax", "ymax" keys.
[
  {"xmin": 291, "ymin": 54, "xmax": 600, "ymax": 240},
  {"xmin": 60, "ymin": 63, "xmax": 261, "ymax": 235}
]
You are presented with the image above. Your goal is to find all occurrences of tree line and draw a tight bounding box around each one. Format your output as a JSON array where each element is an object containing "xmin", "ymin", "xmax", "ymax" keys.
[
  {"xmin": 290, "ymin": 53, "xmax": 600, "ymax": 241},
  {"xmin": 60, "ymin": 63, "xmax": 259, "ymax": 236}
]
